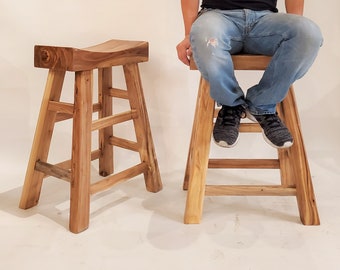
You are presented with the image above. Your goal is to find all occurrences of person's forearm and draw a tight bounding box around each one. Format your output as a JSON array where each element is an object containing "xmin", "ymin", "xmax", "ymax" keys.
[
  {"xmin": 181, "ymin": 0, "xmax": 200, "ymax": 36},
  {"xmin": 285, "ymin": 0, "xmax": 304, "ymax": 15}
]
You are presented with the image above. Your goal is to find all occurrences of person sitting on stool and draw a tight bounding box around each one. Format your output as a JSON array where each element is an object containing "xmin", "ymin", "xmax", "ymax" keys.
[{"xmin": 176, "ymin": 0, "xmax": 323, "ymax": 148}]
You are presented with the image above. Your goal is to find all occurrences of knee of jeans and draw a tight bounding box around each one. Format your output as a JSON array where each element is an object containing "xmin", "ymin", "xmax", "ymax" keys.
[{"xmin": 296, "ymin": 17, "xmax": 323, "ymax": 49}]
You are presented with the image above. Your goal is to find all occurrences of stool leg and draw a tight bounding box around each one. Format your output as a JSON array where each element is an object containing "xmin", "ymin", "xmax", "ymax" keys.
[
  {"xmin": 278, "ymin": 86, "xmax": 320, "ymax": 225},
  {"xmin": 69, "ymin": 70, "xmax": 93, "ymax": 233},
  {"xmin": 123, "ymin": 63, "xmax": 162, "ymax": 192},
  {"xmin": 98, "ymin": 67, "xmax": 114, "ymax": 177},
  {"xmin": 19, "ymin": 70, "xmax": 65, "ymax": 209},
  {"xmin": 184, "ymin": 77, "xmax": 215, "ymax": 224}
]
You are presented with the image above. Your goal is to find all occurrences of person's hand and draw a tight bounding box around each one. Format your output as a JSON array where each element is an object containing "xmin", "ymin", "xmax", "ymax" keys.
[{"xmin": 176, "ymin": 36, "xmax": 192, "ymax": 66}]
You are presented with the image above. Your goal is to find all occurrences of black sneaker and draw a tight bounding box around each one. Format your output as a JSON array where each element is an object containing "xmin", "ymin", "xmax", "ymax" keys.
[
  {"xmin": 250, "ymin": 112, "xmax": 294, "ymax": 149},
  {"xmin": 213, "ymin": 105, "xmax": 245, "ymax": 148}
]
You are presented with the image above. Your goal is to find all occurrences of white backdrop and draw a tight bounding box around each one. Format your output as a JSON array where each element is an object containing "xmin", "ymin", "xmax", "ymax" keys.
[{"xmin": 0, "ymin": 0, "xmax": 339, "ymax": 184}]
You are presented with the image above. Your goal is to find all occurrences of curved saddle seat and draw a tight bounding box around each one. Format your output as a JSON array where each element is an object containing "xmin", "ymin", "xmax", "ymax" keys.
[{"xmin": 34, "ymin": 39, "xmax": 148, "ymax": 71}]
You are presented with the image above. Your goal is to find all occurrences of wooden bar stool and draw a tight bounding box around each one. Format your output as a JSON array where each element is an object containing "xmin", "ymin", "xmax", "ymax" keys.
[
  {"xmin": 19, "ymin": 39, "xmax": 163, "ymax": 233},
  {"xmin": 183, "ymin": 55, "xmax": 320, "ymax": 225}
]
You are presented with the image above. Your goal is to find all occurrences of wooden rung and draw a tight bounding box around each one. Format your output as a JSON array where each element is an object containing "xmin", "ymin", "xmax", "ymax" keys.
[
  {"xmin": 49, "ymin": 101, "xmax": 74, "ymax": 115},
  {"xmin": 239, "ymin": 123, "xmax": 262, "ymax": 132},
  {"xmin": 205, "ymin": 185, "xmax": 296, "ymax": 196},
  {"xmin": 91, "ymin": 110, "xmax": 138, "ymax": 131},
  {"xmin": 208, "ymin": 158, "xmax": 280, "ymax": 169},
  {"xmin": 51, "ymin": 150, "xmax": 101, "ymax": 173},
  {"xmin": 107, "ymin": 88, "xmax": 129, "ymax": 99},
  {"xmin": 55, "ymin": 113, "xmax": 73, "ymax": 122},
  {"xmin": 90, "ymin": 162, "xmax": 148, "ymax": 194},
  {"xmin": 213, "ymin": 109, "xmax": 261, "ymax": 132},
  {"xmin": 35, "ymin": 150, "xmax": 100, "ymax": 182},
  {"xmin": 54, "ymin": 103, "xmax": 101, "ymax": 122},
  {"xmin": 109, "ymin": 136, "xmax": 140, "ymax": 151},
  {"xmin": 35, "ymin": 161, "xmax": 71, "ymax": 181},
  {"xmin": 92, "ymin": 103, "xmax": 102, "ymax": 113}
]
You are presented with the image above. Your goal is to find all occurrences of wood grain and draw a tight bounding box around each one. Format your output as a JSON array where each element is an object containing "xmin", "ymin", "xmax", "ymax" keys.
[
  {"xmin": 34, "ymin": 39, "xmax": 148, "ymax": 71},
  {"xmin": 184, "ymin": 55, "xmax": 320, "ymax": 225}
]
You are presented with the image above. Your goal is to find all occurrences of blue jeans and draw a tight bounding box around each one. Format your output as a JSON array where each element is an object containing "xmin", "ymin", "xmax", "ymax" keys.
[{"xmin": 190, "ymin": 9, "xmax": 323, "ymax": 115}]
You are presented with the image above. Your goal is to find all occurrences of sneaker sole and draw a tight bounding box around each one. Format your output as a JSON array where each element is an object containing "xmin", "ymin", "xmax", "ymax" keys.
[
  {"xmin": 262, "ymin": 131, "xmax": 293, "ymax": 149},
  {"xmin": 213, "ymin": 137, "xmax": 239, "ymax": 148}
]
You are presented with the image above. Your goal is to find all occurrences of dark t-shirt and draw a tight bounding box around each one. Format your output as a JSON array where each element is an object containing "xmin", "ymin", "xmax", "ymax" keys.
[{"xmin": 201, "ymin": 0, "xmax": 278, "ymax": 12}]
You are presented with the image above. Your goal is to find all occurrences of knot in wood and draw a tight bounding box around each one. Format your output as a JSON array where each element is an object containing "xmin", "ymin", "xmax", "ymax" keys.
[{"xmin": 41, "ymin": 49, "xmax": 50, "ymax": 62}]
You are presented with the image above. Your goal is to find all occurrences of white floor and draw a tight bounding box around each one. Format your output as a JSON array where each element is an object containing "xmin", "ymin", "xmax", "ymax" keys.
[{"xmin": 1, "ymin": 122, "xmax": 339, "ymax": 270}]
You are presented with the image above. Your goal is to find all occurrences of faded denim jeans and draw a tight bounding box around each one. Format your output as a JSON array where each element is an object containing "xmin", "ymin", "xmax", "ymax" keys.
[{"xmin": 190, "ymin": 9, "xmax": 323, "ymax": 115}]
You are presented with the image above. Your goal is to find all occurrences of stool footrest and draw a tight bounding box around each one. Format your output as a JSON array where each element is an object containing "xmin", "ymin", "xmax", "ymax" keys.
[
  {"xmin": 90, "ymin": 162, "xmax": 148, "ymax": 194},
  {"xmin": 205, "ymin": 185, "xmax": 296, "ymax": 196},
  {"xmin": 91, "ymin": 110, "xmax": 137, "ymax": 131},
  {"xmin": 35, "ymin": 161, "xmax": 71, "ymax": 181},
  {"xmin": 239, "ymin": 123, "xmax": 262, "ymax": 132},
  {"xmin": 208, "ymin": 158, "xmax": 280, "ymax": 169},
  {"xmin": 37, "ymin": 150, "xmax": 102, "ymax": 180},
  {"xmin": 109, "ymin": 136, "xmax": 140, "ymax": 151},
  {"xmin": 108, "ymin": 88, "xmax": 129, "ymax": 99},
  {"xmin": 49, "ymin": 101, "xmax": 74, "ymax": 115},
  {"xmin": 52, "ymin": 150, "xmax": 101, "ymax": 175},
  {"xmin": 53, "ymin": 102, "xmax": 101, "ymax": 122},
  {"xmin": 36, "ymin": 159, "xmax": 149, "ymax": 195}
]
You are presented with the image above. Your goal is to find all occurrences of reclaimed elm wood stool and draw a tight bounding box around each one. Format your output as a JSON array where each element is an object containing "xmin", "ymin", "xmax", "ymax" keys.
[
  {"xmin": 183, "ymin": 55, "xmax": 320, "ymax": 225},
  {"xmin": 19, "ymin": 39, "xmax": 163, "ymax": 233}
]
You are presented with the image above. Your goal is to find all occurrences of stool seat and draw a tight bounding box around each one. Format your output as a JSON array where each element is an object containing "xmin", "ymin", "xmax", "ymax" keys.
[
  {"xmin": 190, "ymin": 55, "xmax": 272, "ymax": 70},
  {"xmin": 34, "ymin": 39, "xmax": 148, "ymax": 71}
]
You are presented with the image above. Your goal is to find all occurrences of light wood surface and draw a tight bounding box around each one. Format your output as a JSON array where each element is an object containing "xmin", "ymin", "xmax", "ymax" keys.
[
  {"xmin": 190, "ymin": 55, "xmax": 272, "ymax": 70},
  {"xmin": 184, "ymin": 55, "xmax": 319, "ymax": 225},
  {"xmin": 34, "ymin": 39, "xmax": 149, "ymax": 71},
  {"xmin": 19, "ymin": 39, "xmax": 162, "ymax": 233}
]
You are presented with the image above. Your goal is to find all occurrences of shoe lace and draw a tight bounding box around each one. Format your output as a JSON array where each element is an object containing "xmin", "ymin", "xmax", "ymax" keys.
[
  {"xmin": 220, "ymin": 106, "xmax": 245, "ymax": 126},
  {"xmin": 262, "ymin": 114, "xmax": 283, "ymax": 130}
]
